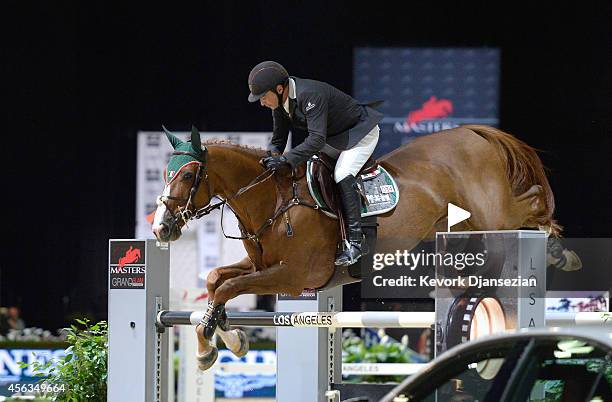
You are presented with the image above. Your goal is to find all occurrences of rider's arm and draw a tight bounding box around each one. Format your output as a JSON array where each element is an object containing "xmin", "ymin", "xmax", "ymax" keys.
[
  {"xmin": 283, "ymin": 92, "xmax": 328, "ymax": 167},
  {"xmin": 268, "ymin": 107, "xmax": 290, "ymax": 154}
]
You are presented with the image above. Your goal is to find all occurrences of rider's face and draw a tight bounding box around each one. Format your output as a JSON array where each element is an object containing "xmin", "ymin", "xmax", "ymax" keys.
[{"xmin": 259, "ymin": 85, "xmax": 284, "ymax": 109}]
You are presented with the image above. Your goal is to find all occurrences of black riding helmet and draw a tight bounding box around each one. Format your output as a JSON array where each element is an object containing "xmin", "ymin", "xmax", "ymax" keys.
[{"xmin": 247, "ymin": 61, "xmax": 289, "ymax": 103}]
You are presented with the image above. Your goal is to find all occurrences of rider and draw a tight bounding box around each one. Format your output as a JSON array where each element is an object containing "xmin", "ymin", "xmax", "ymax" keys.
[{"xmin": 247, "ymin": 61, "xmax": 383, "ymax": 266}]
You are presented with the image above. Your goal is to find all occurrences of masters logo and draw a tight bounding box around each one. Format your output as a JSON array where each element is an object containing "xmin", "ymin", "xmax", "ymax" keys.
[
  {"xmin": 109, "ymin": 241, "xmax": 146, "ymax": 289},
  {"xmin": 394, "ymin": 96, "xmax": 457, "ymax": 134},
  {"xmin": 118, "ymin": 246, "xmax": 141, "ymax": 268}
]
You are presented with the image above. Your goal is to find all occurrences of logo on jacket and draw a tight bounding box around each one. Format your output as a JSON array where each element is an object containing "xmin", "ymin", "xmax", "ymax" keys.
[
  {"xmin": 394, "ymin": 96, "xmax": 456, "ymax": 134},
  {"xmin": 305, "ymin": 102, "xmax": 316, "ymax": 112}
]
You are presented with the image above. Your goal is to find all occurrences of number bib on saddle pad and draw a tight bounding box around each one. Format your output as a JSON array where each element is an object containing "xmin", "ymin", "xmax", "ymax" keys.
[
  {"xmin": 306, "ymin": 156, "xmax": 400, "ymax": 218},
  {"xmin": 359, "ymin": 166, "xmax": 400, "ymax": 216}
]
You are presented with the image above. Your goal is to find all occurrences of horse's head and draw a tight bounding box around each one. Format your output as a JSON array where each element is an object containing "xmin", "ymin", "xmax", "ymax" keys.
[{"xmin": 152, "ymin": 126, "xmax": 213, "ymax": 242}]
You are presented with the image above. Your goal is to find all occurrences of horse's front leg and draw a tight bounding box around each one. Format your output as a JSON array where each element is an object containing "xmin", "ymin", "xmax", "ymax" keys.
[
  {"xmin": 206, "ymin": 256, "xmax": 255, "ymax": 300},
  {"xmin": 213, "ymin": 261, "xmax": 306, "ymax": 305},
  {"xmin": 196, "ymin": 257, "xmax": 254, "ymax": 370},
  {"xmin": 198, "ymin": 264, "xmax": 300, "ymax": 368}
]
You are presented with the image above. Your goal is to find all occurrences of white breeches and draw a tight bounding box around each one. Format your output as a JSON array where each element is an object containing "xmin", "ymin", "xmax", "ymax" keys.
[{"xmin": 333, "ymin": 125, "xmax": 379, "ymax": 182}]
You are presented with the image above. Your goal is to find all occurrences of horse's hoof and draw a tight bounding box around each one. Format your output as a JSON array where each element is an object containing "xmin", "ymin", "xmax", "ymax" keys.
[
  {"xmin": 230, "ymin": 329, "xmax": 249, "ymax": 358},
  {"xmin": 561, "ymin": 250, "xmax": 583, "ymax": 271},
  {"xmin": 196, "ymin": 346, "xmax": 218, "ymax": 371}
]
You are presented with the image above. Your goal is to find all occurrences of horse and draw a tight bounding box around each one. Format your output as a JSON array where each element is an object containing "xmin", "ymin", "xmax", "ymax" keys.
[{"xmin": 152, "ymin": 124, "xmax": 578, "ymax": 370}]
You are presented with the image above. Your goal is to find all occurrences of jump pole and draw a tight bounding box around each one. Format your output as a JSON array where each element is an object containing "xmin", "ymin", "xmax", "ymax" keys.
[
  {"xmin": 157, "ymin": 310, "xmax": 610, "ymax": 329},
  {"xmin": 157, "ymin": 310, "xmax": 437, "ymax": 328}
]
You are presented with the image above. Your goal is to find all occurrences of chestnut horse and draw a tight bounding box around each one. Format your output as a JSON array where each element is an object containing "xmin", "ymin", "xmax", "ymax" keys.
[{"xmin": 152, "ymin": 124, "xmax": 571, "ymax": 370}]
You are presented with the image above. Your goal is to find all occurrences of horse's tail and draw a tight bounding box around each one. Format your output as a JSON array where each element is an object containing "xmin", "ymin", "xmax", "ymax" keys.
[{"xmin": 463, "ymin": 125, "xmax": 562, "ymax": 237}]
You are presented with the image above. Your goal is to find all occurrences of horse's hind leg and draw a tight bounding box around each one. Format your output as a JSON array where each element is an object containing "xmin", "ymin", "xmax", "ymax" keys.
[
  {"xmin": 465, "ymin": 185, "xmax": 582, "ymax": 271},
  {"xmin": 512, "ymin": 185, "xmax": 546, "ymax": 226}
]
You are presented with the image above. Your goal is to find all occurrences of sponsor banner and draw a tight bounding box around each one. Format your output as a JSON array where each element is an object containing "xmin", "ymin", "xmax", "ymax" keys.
[
  {"xmin": 215, "ymin": 372, "xmax": 275, "ymax": 398},
  {"xmin": 109, "ymin": 240, "xmax": 146, "ymax": 289},
  {"xmin": 0, "ymin": 348, "xmax": 66, "ymax": 397},
  {"xmin": 214, "ymin": 350, "xmax": 276, "ymax": 398},
  {"xmin": 353, "ymin": 48, "xmax": 500, "ymax": 157},
  {"xmin": 342, "ymin": 363, "xmax": 424, "ymax": 376},
  {"xmin": 546, "ymin": 291, "xmax": 609, "ymax": 312}
]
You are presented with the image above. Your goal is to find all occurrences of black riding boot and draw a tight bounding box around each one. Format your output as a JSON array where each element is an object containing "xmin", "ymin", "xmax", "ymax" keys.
[{"xmin": 335, "ymin": 175, "xmax": 364, "ymax": 266}]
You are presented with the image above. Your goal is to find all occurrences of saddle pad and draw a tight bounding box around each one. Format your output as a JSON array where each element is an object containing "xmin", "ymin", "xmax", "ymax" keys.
[
  {"xmin": 359, "ymin": 166, "xmax": 400, "ymax": 216},
  {"xmin": 306, "ymin": 161, "xmax": 400, "ymax": 218}
]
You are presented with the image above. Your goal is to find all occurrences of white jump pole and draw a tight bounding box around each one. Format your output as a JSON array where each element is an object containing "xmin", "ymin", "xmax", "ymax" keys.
[
  {"xmin": 158, "ymin": 310, "xmax": 610, "ymax": 329},
  {"xmin": 157, "ymin": 310, "xmax": 437, "ymax": 328},
  {"xmin": 545, "ymin": 312, "xmax": 611, "ymax": 326}
]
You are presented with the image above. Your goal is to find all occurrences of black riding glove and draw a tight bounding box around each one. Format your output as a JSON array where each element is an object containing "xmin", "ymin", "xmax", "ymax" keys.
[{"xmin": 261, "ymin": 155, "xmax": 289, "ymax": 171}]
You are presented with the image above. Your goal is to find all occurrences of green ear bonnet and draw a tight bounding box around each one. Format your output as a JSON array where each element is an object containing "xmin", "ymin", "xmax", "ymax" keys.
[{"xmin": 163, "ymin": 125, "xmax": 206, "ymax": 184}]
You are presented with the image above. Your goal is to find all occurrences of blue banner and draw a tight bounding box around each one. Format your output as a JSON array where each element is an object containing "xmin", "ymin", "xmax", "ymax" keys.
[
  {"xmin": 214, "ymin": 349, "xmax": 276, "ymax": 398},
  {"xmin": 353, "ymin": 48, "xmax": 500, "ymax": 157},
  {"xmin": 0, "ymin": 348, "xmax": 66, "ymax": 396}
]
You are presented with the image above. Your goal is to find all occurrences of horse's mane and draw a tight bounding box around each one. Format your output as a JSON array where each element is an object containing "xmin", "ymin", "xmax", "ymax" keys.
[{"xmin": 203, "ymin": 139, "xmax": 267, "ymax": 158}]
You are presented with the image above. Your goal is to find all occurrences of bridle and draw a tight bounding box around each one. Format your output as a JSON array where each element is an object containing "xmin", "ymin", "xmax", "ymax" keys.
[
  {"xmin": 157, "ymin": 147, "xmax": 278, "ymax": 241},
  {"xmin": 158, "ymin": 148, "xmax": 211, "ymax": 223}
]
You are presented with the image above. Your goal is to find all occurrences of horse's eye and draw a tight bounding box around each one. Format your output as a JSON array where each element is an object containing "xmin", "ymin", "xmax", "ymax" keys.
[{"xmin": 183, "ymin": 172, "xmax": 193, "ymax": 180}]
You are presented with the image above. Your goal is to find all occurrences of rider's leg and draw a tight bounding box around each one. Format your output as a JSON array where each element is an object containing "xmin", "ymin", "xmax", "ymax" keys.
[
  {"xmin": 334, "ymin": 175, "xmax": 364, "ymax": 266},
  {"xmin": 334, "ymin": 125, "xmax": 379, "ymax": 266}
]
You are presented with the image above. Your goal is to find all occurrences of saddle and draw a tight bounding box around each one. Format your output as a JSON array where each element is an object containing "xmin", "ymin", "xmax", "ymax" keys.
[
  {"xmin": 309, "ymin": 153, "xmax": 378, "ymax": 215},
  {"xmin": 307, "ymin": 152, "xmax": 399, "ymax": 219},
  {"xmin": 307, "ymin": 153, "xmax": 387, "ymax": 277},
  {"xmin": 306, "ymin": 153, "xmax": 399, "ymax": 277}
]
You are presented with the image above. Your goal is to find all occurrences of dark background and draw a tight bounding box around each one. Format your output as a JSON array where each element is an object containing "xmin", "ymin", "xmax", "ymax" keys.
[{"xmin": 3, "ymin": 2, "xmax": 611, "ymax": 330}]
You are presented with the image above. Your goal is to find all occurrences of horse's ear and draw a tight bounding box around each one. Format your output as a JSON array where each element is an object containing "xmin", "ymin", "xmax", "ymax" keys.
[
  {"xmin": 162, "ymin": 125, "xmax": 183, "ymax": 149},
  {"xmin": 190, "ymin": 125, "xmax": 202, "ymax": 155}
]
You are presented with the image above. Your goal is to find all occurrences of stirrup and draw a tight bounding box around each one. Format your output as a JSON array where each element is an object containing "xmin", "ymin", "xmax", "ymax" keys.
[{"xmin": 334, "ymin": 240, "xmax": 362, "ymax": 266}]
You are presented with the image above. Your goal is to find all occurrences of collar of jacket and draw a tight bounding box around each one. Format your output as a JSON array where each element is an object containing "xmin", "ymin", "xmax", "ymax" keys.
[{"xmin": 283, "ymin": 77, "xmax": 297, "ymax": 114}]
